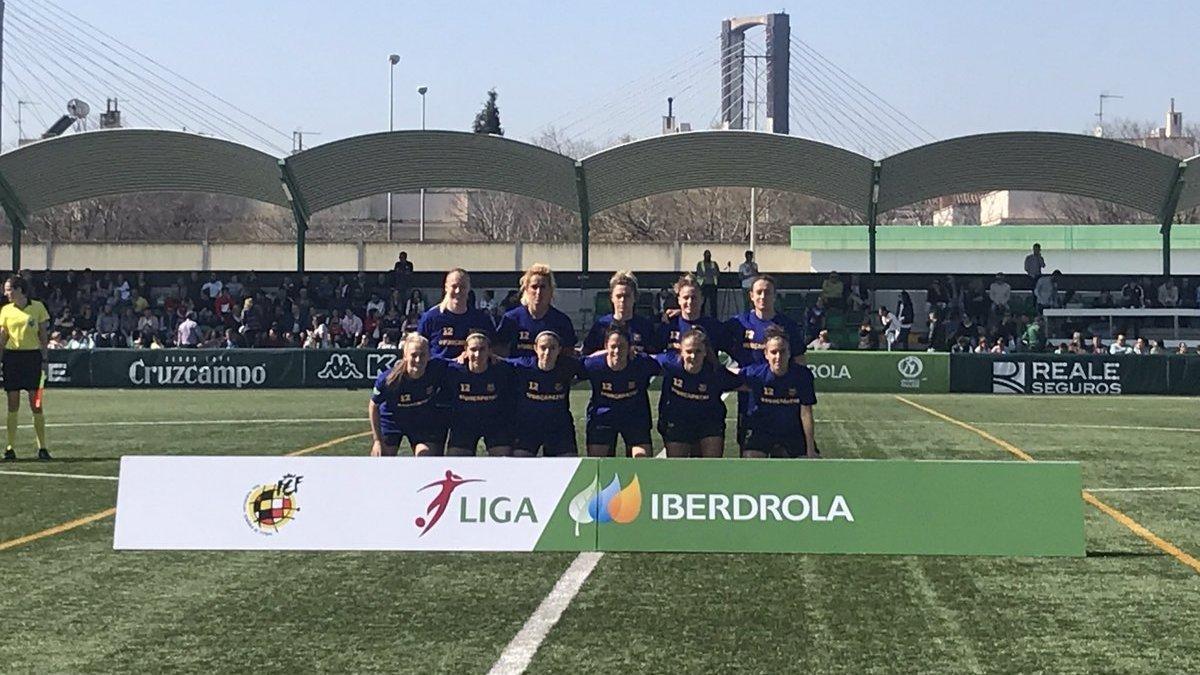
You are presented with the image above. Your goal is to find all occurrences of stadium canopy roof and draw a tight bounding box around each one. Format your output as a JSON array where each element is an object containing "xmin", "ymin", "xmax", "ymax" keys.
[
  {"xmin": 0, "ymin": 128, "xmax": 1194, "ymax": 273},
  {"xmin": 876, "ymin": 132, "xmax": 1182, "ymax": 216},
  {"xmin": 580, "ymin": 131, "xmax": 874, "ymax": 214},
  {"xmin": 0, "ymin": 129, "xmax": 289, "ymax": 215},
  {"xmin": 283, "ymin": 130, "xmax": 580, "ymax": 214},
  {"xmin": 1177, "ymin": 153, "xmax": 1200, "ymax": 213}
]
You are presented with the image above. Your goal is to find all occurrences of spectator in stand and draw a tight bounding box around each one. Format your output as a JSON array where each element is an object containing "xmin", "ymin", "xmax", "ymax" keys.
[
  {"xmin": 926, "ymin": 279, "xmax": 949, "ymax": 317},
  {"xmin": 404, "ymin": 289, "xmax": 427, "ymax": 317},
  {"xmin": 820, "ymin": 272, "xmax": 844, "ymax": 309},
  {"xmin": 356, "ymin": 333, "xmax": 373, "ymax": 349},
  {"xmin": 393, "ymin": 251, "xmax": 414, "ymax": 295},
  {"xmin": 1090, "ymin": 335, "xmax": 1106, "ymax": 354},
  {"xmin": 67, "ymin": 329, "xmax": 93, "ymax": 350},
  {"xmin": 1158, "ymin": 277, "xmax": 1180, "ymax": 308},
  {"xmin": 177, "ymin": 312, "xmax": 200, "ymax": 347},
  {"xmin": 238, "ymin": 298, "xmax": 262, "ymax": 345},
  {"xmin": 136, "ymin": 308, "xmax": 160, "ymax": 338},
  {"xmin": 226, "ymin": 274, "xmax": 244, "ymax": 300},
  {"xmin": 118, "ymin": 308, "xmax": 137, "ymax": 342},
  {"xmin": 857, "ymin": 319, "xmax": 875, "ymax": 351},
  {"xmin": 476, "ymin": 290, "xmax": 499, "ymax": 320},
  {"xmin": 310, "ymin": 315, "xmax": 331, "ymax": 348},
  {"xmin": 341, "ymin": 308, "xmax": 364, "ymax": 343},
  {"xmin": 1177, "ymin": 342, "xmax": 1190, "ymax": 355},
  {"xmin": 401, "ymin": 311, "xmax": 420, "ymax": 335},
  {"xmin": 896, "ymin": 291, "xmax": 915, "ymax": 349},
  {"xmin": 737, "ymin": 251, "xmax": 758, "ymax": 312},
  {"xmin": 1022, "ymin": 316, "xmax": 1046, "ymax": 352},
  {"xmin": 990, "ymin": 337, "xmax": 1007, "ymax": 354},
  {"xmin": 378, "ymin": 330, "xmax": 401, "ymax": 349},
  {"xmin": 972, "ymin": 336, "xmax": 989, "ymax": 354},
  {"xmin": 1121, "ymin": 278, "xmax": 1146, "ymax": 308},
  {"xmin": 807, "ymin": 329, "xmax": 833, "ymax": 351},
  {"xmin": 222, "ymin": 328, "xmax": 240, "ymax": 349},
  {"xmin": 363, "ymin": 309, "xmax": 381, "ymax": 343},
  {"xmin": 1068, "ymin": 332, "xmax": 1085, "ymax": 354},
  {"xmin": 1149, "ymin": 339, "xmax": 1165, "ymax": 355},
  {"xmin": 988, "ymin": 273, "xmax": 1011, "ymax": 319},
  {"xmin": 1095, "ymin": 289, "xmax": 1116, "ymax": 308},
  {"xmin": 846, "ymin": 274, "xmax": 868, "ymax": 311},
  {"xmin": 950, "ymin": 336, "xmax": 972, "ymax": 353},
  {"xmin": 963, "ymin": 278, "xmax": 988, "ymax": 325},
  {"xmin": 213, "ymin": 287, "xmax": 236, "ymax": 325},
  {"xmin": 951, "ymin": 313, "xmax": 983, "ymax": 348},
  {"xmin": 1109, "ymin": 334, "xmax": 1131, "ymax": 355},
  {"xmin": 114, "ymin": 273, "xmax": 132, "ymax": 305},
  {"xmin": 1034, "ymin": 270, "xmax": 1060, "ymax": 313},
  {"xmin": 201, "ymin": 273, "xmax": 223, "ymax": 306},
  {"xmin": 1132, "ymin": 337, "xmax": 1149, "ymax": 355},
  {"xmin": 695, "ymin": 250, "xmax": 721, "ymax": 318},
  {"xmin": 878, "ymin": 306, "xmax": 902, "ymax": 351},
  {"xmin": 804, "ymin": 297, "xmax": 827, "ymax": 343},
  {"xmin": 1024, "ymin": 243, "xmax": 1045, "ymax": 279},
  {"xmin": 925, "ymin": 311, "xmax": 947, "ymax": 352}
]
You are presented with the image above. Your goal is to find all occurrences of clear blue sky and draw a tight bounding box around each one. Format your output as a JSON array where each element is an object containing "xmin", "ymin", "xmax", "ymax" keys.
[{"xmin": 7, "ymin": 0, "xmax": 1200, "ymax": 153}]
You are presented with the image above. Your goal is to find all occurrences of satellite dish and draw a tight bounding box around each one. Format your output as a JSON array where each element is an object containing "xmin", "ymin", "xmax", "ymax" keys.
[{"xmin": 67, "ymin": 99, "xmax": 91, "ymax": 119}]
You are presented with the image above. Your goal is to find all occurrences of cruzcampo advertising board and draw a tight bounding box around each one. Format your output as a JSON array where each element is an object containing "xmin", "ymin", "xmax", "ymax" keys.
[{"xmin": 115, "ymin": 457, "xmax": 1084, "ymax": 557}]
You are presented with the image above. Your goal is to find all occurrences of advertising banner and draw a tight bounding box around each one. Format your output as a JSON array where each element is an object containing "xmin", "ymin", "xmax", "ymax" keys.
[
  {"xmin": 45, "ymin": 349, "xmax": 92, "ymax": 387},
  {"xmin": 85, "ymin": 349, "xmax": 306, "ymax": 388},
  {"xmin": 302, "ymin": 349, "xmax": 399, "ymax": 388},
  {"xmin": 951, "ymin": 354, "xmax": 1184, "ymax": 395},
  {"xmin": 806, "ymin": 351, "xmax": 949, "ymax": 393},
  {"xmin": 114, "ymin": 457, "xmax": 1084, "ymax": 556}
]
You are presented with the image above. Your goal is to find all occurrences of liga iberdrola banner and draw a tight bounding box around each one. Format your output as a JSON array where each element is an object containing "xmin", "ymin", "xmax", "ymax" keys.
[{"xmin": 114, "ymin": 457, "xmax": 1084, "ymax": 556}]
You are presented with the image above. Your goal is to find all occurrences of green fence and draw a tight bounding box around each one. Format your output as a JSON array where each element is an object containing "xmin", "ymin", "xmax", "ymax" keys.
[{"xmin": 806, "ymin": 351, "xmax": 949, "ymax": 393}]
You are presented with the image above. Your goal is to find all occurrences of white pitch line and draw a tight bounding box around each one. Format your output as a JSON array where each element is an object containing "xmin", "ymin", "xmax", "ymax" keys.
[
  {"xmin": 0, "ymin": 469, "xmax": 117, "ymax": 481},
  {"xmin": 813, "ymin": 419, "xmax": 1200, "ymax": 434},
  {"xmin": 488, "ymin": 551, "xmax": 604, "ymax": 675},
  {"xmin": 1085, "ymin": 486, "xmax": 1200, "ymax": 493}
]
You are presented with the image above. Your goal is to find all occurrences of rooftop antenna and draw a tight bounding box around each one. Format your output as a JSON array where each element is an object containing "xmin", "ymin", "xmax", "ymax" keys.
[
  {"xmin": 292, "ymin": 129, "xmax": 321, "ymax": 154},
  {"xmin": 1095, "ymin": 92, "xmax": 1123, "ymax": 137}
]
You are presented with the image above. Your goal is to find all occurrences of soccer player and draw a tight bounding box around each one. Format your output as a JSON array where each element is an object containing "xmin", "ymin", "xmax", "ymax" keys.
[
  {"xmin": 368, "ymin": 334, "xmax": 448, "ymax": 457},
  {"xmin": 445, "ymin": 332, "xmax": 514, "ymax": 457},
  {"xmin": 418, "ymin": 268, "xmax": 495, "ymax": 359},
  {"xmin": 507, "ymin": 331, "xmax": 583, "ymax": 457},
  {"xmin": 496, "ymin": 264, "xmax": 577, "ymax": 357},
  {"xmin": 737, "ymin": 327, "xmax": 818, "ymax": 458},
  {"xmin": 0, "ymin": 276, "xmax": 51, "ymax": 461},
  {"xmin": 725, "ymin": 274, "xmax": 808, "ymax": 445},
  {"xmin": 582, "ymin": 328, "xmax": 660, "ymax": 458},
  {"xmin": 655, "ymin": 329, "xmax": 742, "ymax": 458},
  {"xmin": 582, "ymin": 271, "xmax": 659, "ymax": 355},
  {"xmin": 659, "ymin": 273, "xmax": 730, "ymax": 355}
]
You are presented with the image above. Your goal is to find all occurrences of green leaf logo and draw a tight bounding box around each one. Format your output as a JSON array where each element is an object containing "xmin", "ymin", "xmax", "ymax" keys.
[{"xmin": 567, "ymin": 476, "xmax": 599, "ymax": 537}]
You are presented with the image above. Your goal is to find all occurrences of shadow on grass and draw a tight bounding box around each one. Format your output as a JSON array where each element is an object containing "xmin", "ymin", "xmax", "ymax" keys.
[{"xmin": 1086, "ymin": 550, "xmax": 1165, "ymax": 558}]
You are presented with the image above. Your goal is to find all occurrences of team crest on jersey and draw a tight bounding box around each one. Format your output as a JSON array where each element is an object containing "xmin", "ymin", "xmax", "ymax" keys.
[
  {"xmin": 788, "ymin": 388, "xmax": 796, "ymax": 396},
  {"xmin": 486, "ymin": 383, "xmax": 495, "ymax": 393},
  {"xmin": 698, "ymin": 383, "xmax": 707, "ymax": 392},
  {"xmin": 555, "ymin": 383, "xmax": 563, "ymax": 391}
]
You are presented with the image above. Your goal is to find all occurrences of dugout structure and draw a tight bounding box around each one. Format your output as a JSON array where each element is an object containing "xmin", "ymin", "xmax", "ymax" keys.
[{"xmin": 0, "ymin": 128, "xmax": 1193, "ymax": 273}]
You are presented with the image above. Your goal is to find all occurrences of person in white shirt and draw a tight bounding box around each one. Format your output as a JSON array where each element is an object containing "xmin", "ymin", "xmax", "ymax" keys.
[
  {"xmin": 176, "ymin": 312, "xmax": 200, "ymax": 347},
  {"xmin": 366, "ymin": 292, "xmax": 387, "ymax": 318},
  {"xmin": 201, "ymin": 274, "xmax": 223, "ymax": 301},
  {"xmin": 1157, "ymin": 278, "xmax": 1179, "ymax": 308},
  {"xmin": 340, "ymin": 308, "xmax": 364, "ymax": 339},
  {"xmin": 878, "ymin": 306, "xmax": 902, "ymax": 351},
  {"xmin": 806, "ymin": 329, "xmax": 834, "ymax": 351},
  {"xmin": 738, "ymin": 250, "xmax": 759, "ymax": 312},
  {"xmin": 1109, "ymin": 334, "xmax": 1131, "ymax": 355},
  {"xmin": 988, "ymin": 273, "xmax": 1011, "ymax": 315},
  {"xmin": 1034, "ymin": 270, "xmax": 1060, "ymax": 312}
]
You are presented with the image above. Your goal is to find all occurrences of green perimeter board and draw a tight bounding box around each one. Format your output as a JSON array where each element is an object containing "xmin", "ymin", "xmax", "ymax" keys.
[
  {"xmin": 580, "ymin": 458, "xmax": 1084, "ymax": 556},
  {"xmin": 807, "ymin": 351, "xmax": 948, "ymax": 393}
]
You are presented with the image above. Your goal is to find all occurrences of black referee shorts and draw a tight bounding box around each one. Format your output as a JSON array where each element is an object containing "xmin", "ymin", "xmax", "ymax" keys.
[{"xmin": 2, "ymin": 350, "xmax": 43, "ymax": 392}]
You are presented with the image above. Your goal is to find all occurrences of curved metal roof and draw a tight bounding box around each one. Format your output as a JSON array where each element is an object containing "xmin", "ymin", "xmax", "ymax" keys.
[
  {"xmin": 1176, "ymin": 154, "xmax": 1200, "ymax": 213},
  {"xmin": 580, "ymin": 130, "xmax": 874, "ymax": 214},
  {"xmin": 283, "ymin": 130, "xmax": 579, "ymax": 214},
  {"xmin": 0, "ymin": 129, "xmax": 288, "ymax": 213},
  {"xmin": 876, "ymin": 132, "xmax": 1180, "ymax": 215}
]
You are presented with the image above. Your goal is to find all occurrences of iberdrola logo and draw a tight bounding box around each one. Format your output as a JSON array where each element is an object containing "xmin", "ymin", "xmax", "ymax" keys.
[{"xmin": 567, "ymin": 474, "xmax": 641, "ymax": 536}]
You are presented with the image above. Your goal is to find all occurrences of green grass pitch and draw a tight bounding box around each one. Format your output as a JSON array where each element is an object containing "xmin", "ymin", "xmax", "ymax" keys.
[{"xmin": 2, "ymin": 389, "xmax": 1199, "ymax": 672}]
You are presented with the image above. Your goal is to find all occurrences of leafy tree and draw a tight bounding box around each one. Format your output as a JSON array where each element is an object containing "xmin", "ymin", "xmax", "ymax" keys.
[{"xmin": 472, "ymin": 89, "xmax": 503, "ymax": 136}]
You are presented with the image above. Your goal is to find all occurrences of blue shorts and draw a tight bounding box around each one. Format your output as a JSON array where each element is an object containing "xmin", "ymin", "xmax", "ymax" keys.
[
  {"xmin": 380, "ymin": 426, "xmax": 447, "ymax": 454},
  {"xmin": 586, "ymin": 415, "xmax": 652, "ymax": 450},
  {"xmin": 741, "ymin": 427, "xmax": 808, "ymax": 458},
  {"xmin": 447, "ymin": 423, "xmax": 512, "ymax": 452},
  {"xmin": 658, "ymin": 417, "xmax": 726, "ymax": 445},
  {"xmin": 512, "ymin": 422, "xmax": 578, "ymax": 457}
]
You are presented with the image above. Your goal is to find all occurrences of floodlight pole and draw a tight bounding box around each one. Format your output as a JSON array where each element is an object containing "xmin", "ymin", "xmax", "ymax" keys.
[
  {"xmin": 1159, "ymin": 161, "xmax": 1187, "ymax": 277},
  {"xmin": 387, "ymin": 54, "xmax": 400, "ymax": 242},
  {"xmin": 867, "ymin": 162, "xmax": 881, "ymax": 275},
  {"xmin": 418, "ymin": 86, "xmax": 428, "ymax": 242}
]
